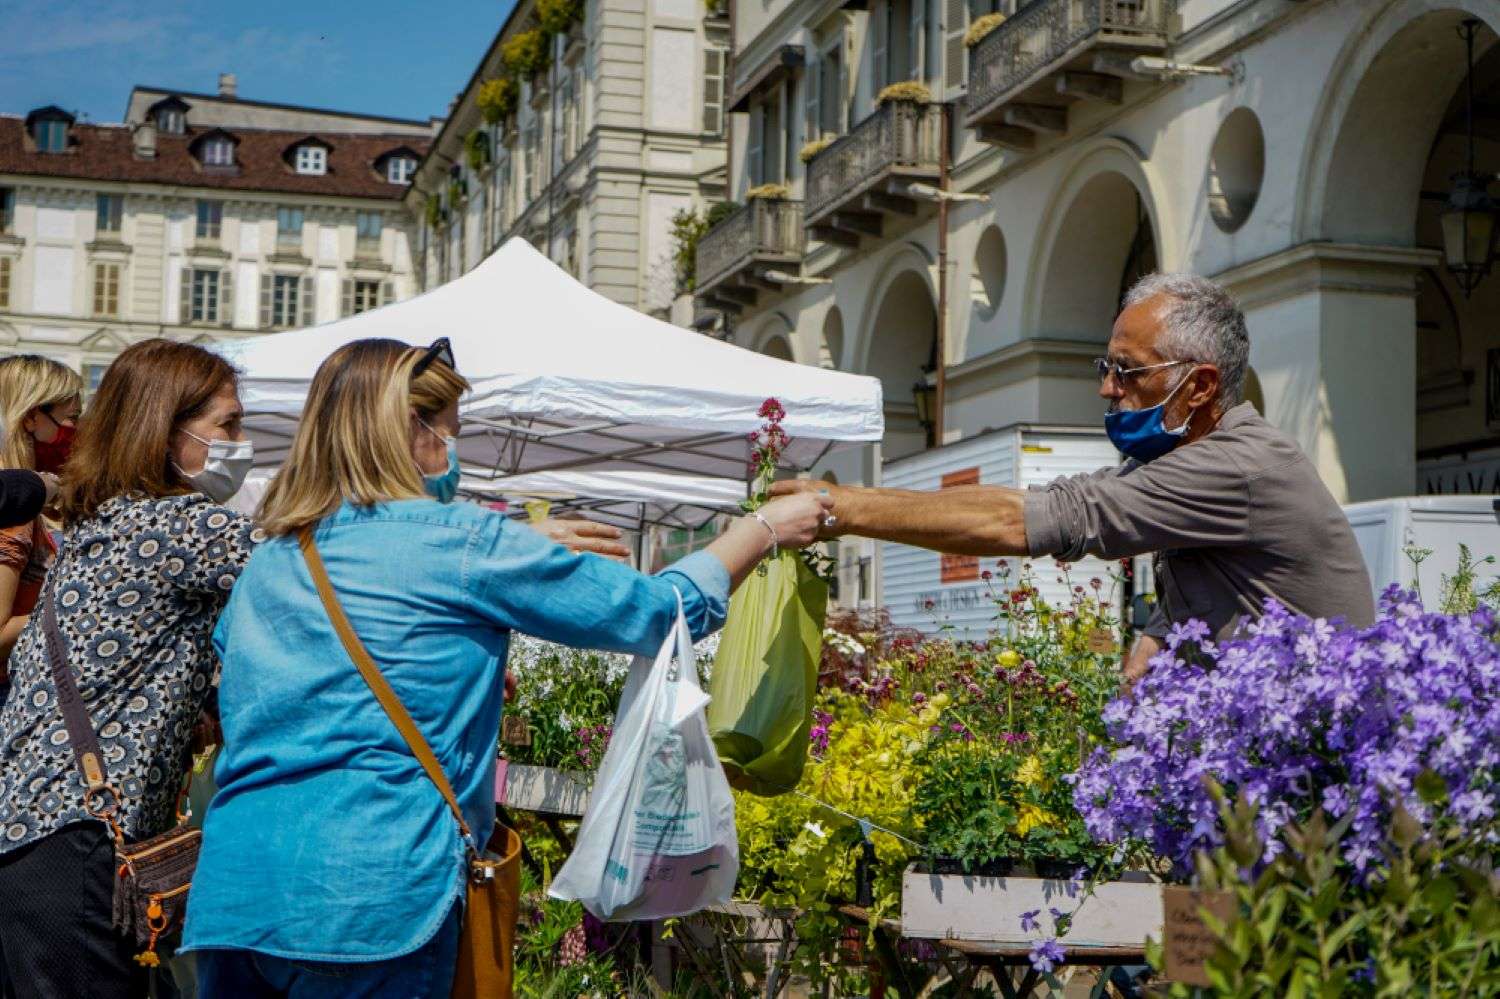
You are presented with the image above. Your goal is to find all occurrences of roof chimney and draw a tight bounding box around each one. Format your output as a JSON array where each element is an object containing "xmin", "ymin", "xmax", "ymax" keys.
[
  {"xmin": 133, "ymin": 121, "xmax": 157, "ymax": 160},
  {"xmin": 218, "ymin": 73, "xmax": 237, "ymax": 99}
]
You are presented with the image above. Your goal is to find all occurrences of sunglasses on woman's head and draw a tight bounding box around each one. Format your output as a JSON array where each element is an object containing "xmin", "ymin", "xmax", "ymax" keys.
[{"xmin": 411, "ymin": 338, "xmax": 455, "ymax": 379}]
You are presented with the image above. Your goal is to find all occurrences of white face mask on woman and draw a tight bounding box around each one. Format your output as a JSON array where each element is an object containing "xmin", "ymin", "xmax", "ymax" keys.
[{"xmin": 174, "ymin": 429, "xmax": 254, "ymax": 503}]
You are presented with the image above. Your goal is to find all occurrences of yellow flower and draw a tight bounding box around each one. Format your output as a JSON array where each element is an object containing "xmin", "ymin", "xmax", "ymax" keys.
[
  {"xmin": 931, "ymin": 692, "xmax": 952, "ymax": 709},
  {"xmin": 1017, "ymin": 755, "xmax": 1045, "ymax": 787},
  {"xmin": 996, "ymin": 649, "xmax": 1021, "ymax": 668},
  {"xmin": 1015, "ymin": 803, "xmax": 1060, "ymax": 836}
]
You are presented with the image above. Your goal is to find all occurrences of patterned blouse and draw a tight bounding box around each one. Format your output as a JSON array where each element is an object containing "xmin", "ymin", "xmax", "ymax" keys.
[{"xmin": 0, "ymin": 493, "xmax": 261, "ymax": 852}]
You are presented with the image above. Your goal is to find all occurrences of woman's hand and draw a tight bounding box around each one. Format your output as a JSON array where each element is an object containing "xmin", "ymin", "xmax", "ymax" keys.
[
  {"xmin": 534, "ymin": 516, "xmax": 631, "ymax": 561},
  {"xmin": 755, "ymin": 491, "xmax": 836, "ymax": 550}
]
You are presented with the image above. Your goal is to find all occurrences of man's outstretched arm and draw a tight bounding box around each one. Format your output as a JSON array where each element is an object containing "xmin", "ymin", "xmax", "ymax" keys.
[{"xmin": 768, "ymin": 480, "xmax": 1030, "ymax": 556}]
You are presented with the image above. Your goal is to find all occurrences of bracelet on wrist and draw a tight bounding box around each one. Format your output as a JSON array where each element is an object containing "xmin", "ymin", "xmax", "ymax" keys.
[{"xmin": 752, "ymin": 511, "xmax": 779, "ymax": 558}]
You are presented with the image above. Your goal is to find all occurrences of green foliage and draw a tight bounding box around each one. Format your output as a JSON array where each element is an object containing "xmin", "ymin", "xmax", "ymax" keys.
[
  {"xmin": 477, "ymin": 76, "xmax": 519, "ymax": 125},
  {"xmin": 669, "ymin": 201, "xmax": 738, "ymax": 294},
  {"xmin": 503, "ymin": 636, "xmax": 630, "ymax": 772},
  {"xmin": 1148, "ymin": 780, "xmax": 1500, "ymax": 997},
  {"xmin": 447, "ymin": 177, "xmax": 466, "ymax": 210},
  {"xmin": 424, "ymin": 193, "xmax": 443, "ymax": 228},
  {"xmin": 464, "ymin": 129, "xmax": 491, "ymax": 172},
  {"xmin": 536, "ymin": 0, "xmax": 583, "ymax": 36},
  {"xmin": 503, "ymin": 29, "xmax": 552, "ymax": 78},
  {"xmin": 1440, "ymin": 543, "xmax": 1500, "ymax": 615},
  {"xmin": 911, "ymin": 568, "xmax": 1125, "ymax": 874}
]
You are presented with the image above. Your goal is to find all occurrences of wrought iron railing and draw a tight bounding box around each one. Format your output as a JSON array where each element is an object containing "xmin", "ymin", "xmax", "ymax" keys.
[
  {"xmin": 967, "ymin": 0, "xmax": 1172, "ymax": 118},
  {"xmin": 805, "ymin": 100, "xmax": 944, "ymax": 223},
  {"xmin": 696, "ymin": 198, "xmax": 805, "ymax": 293}
]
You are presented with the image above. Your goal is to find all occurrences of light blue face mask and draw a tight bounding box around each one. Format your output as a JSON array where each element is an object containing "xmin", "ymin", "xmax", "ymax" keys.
[
  {"xmin": 419, "ymin": 422, "xmax": 461, "ymax": 503},
  {"xmin": 1104, "ymin": 369, "xmax": 1195, "ymax": 463}
]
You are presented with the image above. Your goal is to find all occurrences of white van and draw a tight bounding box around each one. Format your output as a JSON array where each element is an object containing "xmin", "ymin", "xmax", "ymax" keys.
[{"xmin": 1342, "ymin": 495, "xmax": 1500, "ymax": 602}]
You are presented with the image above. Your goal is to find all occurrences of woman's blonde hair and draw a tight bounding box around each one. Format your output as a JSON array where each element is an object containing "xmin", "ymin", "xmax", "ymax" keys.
[
  {"xmin": 0, "ymin": 355, "xmax": 84, "ymax": 471},
  {"xmin": 258, "ymin": 339, "xmax": 469, "ymax": 536}
]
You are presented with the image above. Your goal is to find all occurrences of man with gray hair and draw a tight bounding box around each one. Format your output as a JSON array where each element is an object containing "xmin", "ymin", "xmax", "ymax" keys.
[{"xmin": 773, "ymin": 272, "xmax": 1374, "ymax": 681}]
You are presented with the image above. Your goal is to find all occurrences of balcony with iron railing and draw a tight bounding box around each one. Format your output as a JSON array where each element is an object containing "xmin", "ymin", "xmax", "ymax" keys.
[
  {"xmin": 695, "ymin": 198, "xmax": 806, "ymax": 313},
  {"xmin": 804, "ymin": 99, "xmax": 944, "ymax": 245},
  {"xmin": 966, "ymin": 0, "xmax": 1173, "ymax": 150}
]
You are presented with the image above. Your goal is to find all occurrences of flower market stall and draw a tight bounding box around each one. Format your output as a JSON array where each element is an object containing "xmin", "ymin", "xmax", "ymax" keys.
[
  {"xmin": 218, "ymin": 237, "xmax": 884, "ymax": 481},
  {"xmin": 462, "ymin": 468, "xmax": 745, "ymax": 533}
]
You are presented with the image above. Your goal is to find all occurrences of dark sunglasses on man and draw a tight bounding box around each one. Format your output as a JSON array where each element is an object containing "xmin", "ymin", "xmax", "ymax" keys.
[{"xmin": 411, "ymin": 337, "xmax": 456, "ymax": 379}]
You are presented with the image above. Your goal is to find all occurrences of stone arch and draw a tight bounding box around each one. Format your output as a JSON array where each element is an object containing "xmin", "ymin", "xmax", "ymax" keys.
[
  {"xmin": 750, "ymin": 311, "xmax": 798, "ymax": 362},
  {"xmin": 860, "ymin": 267, "xmax": 937, "ymax": 459},
  {"xmin": 1026, "ymin": 140, "xmax": 1168, "ymax": 343},
  {"xmin": 820, "ymin": 306, "xmax": 845, "ymax": 369},
  {"xmin": 1296, "ymin": 0, "xmax": 1500, "ymax": 244}
]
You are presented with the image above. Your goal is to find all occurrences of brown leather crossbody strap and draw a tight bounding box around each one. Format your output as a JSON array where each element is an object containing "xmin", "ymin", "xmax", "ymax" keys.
[
  {"xmin": 42, "ymin": 589, "xmax": 110, "ymax": 794},
  {"xmin": 298, "ymin": 528, "xmax": 474, "ymax": 846}
]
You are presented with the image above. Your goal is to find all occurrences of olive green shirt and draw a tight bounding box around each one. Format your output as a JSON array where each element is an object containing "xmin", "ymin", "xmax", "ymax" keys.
[{"xmin": 1023, "ymin": 403, "xmax": 1375, "ymax": 640}]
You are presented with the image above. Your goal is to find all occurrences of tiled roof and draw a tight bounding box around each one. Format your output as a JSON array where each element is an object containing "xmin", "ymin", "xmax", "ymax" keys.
[{"xmin": 0, "ymin": 117, "xmax": 428, "ymax": 201}]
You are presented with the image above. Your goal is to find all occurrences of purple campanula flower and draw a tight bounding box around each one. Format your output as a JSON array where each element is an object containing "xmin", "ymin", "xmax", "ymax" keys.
[
  {"xmin": 1019, "ymin": 909, "xmax": 1040, "ymax": 933},
  {"xmin": 1028, "ymin": 939, "xmax": 1065, "ymax": 974}
]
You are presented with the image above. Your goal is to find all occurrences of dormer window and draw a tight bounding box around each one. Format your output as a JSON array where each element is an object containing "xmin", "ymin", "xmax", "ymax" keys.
[
  {"xmin": 388, "ymin": 156, "xmax": 416, "ymax": 184},
  {"xmin": 25, "ymin": 106, "xmax": 75, "ymax": 154},
  {"xmin": 295, "ymin": 145, "xmax": 327, "ymax": 175},
  {"xmin": 146, "ymin": 96, "xmax": 191, "ymax": 135},
  {"xmin": 202, "ymin": 137, "xmax": 233, "ymax": 166},
  {"xmin": 192, "ymin": 129, "xmax": 239, "ymax": 169}
]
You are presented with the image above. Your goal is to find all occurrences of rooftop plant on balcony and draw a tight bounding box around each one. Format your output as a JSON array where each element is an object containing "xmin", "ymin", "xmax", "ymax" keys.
[
  {"xmin": 424, "ymin": 194, "xmax": 443, "ymax": 228},
  {"xmin": 799, "ymin": 136, "xmax": 835, "ymax": 164},
  {"xmin": 464, "ymin": 129, "xmax": 491, "ymax": 172},
  {"xmin": 964, "ymin": 12, "xmax": 1006, "ymax": 48},
  {"xmin": 503, "ymin": 28, "xmax": 552, "ymax": 78},
  {"xmin": 537, "ymin": 0, "xmax": 583, "ymax": 36},
  {"xmin": 670, "ymin": 200, "xmax": 739, "ymax": 293},
  {"xmin": 476, "ymin": 76, "xmax": 519, "ymax": 125},
  {"xmin": 746, "ymin": 183, "xmax": 791, "ymax": 200},
  {"xmin": 876, "ymin": 80, "xmax": 932, "ymax": 105}
]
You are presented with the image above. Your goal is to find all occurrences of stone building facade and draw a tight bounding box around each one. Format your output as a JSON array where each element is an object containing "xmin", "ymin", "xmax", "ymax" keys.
[
  {"xmin": 703, "ymin": 0, "xmax": 1500, "ymax": 504},
  {"xmin": 408, "ymin": 0, "xmax": 730, "ymax": 316},
  {"xmin": 0, "ymin": 78, "xmax": 433, "ymax": 386}
]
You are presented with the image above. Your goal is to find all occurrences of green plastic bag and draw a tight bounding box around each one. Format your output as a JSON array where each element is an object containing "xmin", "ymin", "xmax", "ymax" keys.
[{"xmin": 706, "ymin": 550, "xmax": 828, "ymax": 796}]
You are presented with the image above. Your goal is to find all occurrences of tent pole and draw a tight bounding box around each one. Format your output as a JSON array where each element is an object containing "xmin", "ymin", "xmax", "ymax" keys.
[{"xmin": 635, "ymin": 502, "xmax": 648, "ymax": 570}]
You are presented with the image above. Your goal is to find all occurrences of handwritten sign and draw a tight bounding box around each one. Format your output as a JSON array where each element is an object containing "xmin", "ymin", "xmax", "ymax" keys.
[
  {"xmin": 938, "ymin": 468, "xmax": 981, "ymax": 584},
  {"xmin": 1162, "ymin": 886, "xmax": 1235, "ymax": 986},
  {"xmin": 1086, "ymin": 628, "xmax": 1116, "ymax": 654},
  {"xmin": 501, "ymin": 715, "xmax": 532, "ymax": 747}
]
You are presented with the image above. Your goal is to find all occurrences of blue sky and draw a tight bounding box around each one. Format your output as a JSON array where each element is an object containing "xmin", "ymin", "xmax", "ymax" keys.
[{"xmin": 1, "ymin": 0, "xmax": 517, "ymax": 126}]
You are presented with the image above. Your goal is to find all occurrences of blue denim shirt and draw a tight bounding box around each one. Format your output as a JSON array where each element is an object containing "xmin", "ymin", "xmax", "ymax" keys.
[{"xmin": 181, "ymin": 499, "xmax": 728, "ymax": 961}]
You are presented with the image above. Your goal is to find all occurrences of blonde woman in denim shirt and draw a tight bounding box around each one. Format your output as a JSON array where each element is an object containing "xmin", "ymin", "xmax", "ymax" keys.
[{"xmin": 182, "ymin": 338, "xmax": 830, "ymax": 997}]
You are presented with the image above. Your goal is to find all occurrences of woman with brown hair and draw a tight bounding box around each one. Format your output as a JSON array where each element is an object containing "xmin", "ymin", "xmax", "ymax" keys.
[
  {"xmin": 0, "ymin": 339, "xmax": 258, "ymax": 998},
  {"xmin": 0, "ymin": 355, "xmax": 84, "ymax": 681},
  {"xmin": 181, "ymin": 338, "xmax": 830, "ymax": 997}
]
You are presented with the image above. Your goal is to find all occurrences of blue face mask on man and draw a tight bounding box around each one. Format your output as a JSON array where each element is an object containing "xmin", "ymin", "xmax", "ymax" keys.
[
  {"xmin": 418, "ymin": 421, "xmax": 461, "ymax": 503},
  {"xmin": 1104, "ymin": 368, "xmax": 1196, "ymax": 463}
]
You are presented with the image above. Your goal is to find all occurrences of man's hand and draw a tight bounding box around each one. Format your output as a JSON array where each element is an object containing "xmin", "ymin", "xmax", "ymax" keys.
[
  {"xmin": 1120, "ymin": 634, "xmax": 1161, "ymax": 694},
  {"xmin": 768, "ymin": 479, "xmax": 847, "ymax": 539},
  {"xmin": 535, "ymin": 516, "xmax": 632, "ymax": 560}
]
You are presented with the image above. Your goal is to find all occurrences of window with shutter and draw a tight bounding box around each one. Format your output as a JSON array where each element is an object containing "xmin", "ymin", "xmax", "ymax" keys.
[
  {"xmin": 340, "ymin": 279, "xmax": 354, "ymax": 317},
  {"xmin": 804, "ymin": 59, "xmax": 820, "ymax": 143},
  {"xmin": 219, "ymin": 268, "xmax": 232, "ymax": 326},
  {"xmin": 703, "ymin": 47, "xmax": 726, "ymax": 137},
  {"xmin": 872, "ymin": 3, "xmax": 889, "ymax": 91},
  {"xmin": 944, "ymin": 0, "xmax": 968, "ymax": 96},
  {"xmin": 747, "ymin": 105, "xmax": 764, "ymax": 186},
  {"xmin": 0, "ymin": 258, "xmax": 10, "ymax": 310},
  {"xmin": 93, "ymin": 263, "xmax": 121, "ymax": 317},
  {"xmin": 300, "ymin": 276, "xmax": 314, "ymax": 326},
  {"xmin": 259, "ymin": 275, "xmax": 272, "ymax": 329},
  {"xmin": 763, "ymin": 90, "xmax": 783, "ymax": 185},
  {"xmin": 379, "ymin": 281, "xmax": 393, "ymax": 307},
  {"xmin": 909, "ymin": 0, "xmax": 927, "ymax": 83},
  {"xmin": 179, "ymin": 266, "xmax": 192, "ymax": 324}
]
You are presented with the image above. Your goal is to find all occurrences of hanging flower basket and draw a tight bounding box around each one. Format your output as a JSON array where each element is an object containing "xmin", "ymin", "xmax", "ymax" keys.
[
  {"xmin": 477, "ymin": 76, "xmax": 519, "ymax": 125},
  {"xmin": 965, "ymin": 12, "xmax": 1006, "ymax": 48},
  {"xmin": 876, "ymin": 81, "xmax": 932, "ymax": 105}
]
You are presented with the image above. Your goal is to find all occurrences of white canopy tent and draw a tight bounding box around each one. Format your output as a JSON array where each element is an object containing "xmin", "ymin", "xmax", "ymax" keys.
[
  {"xmin": 220, "ymin": 238, "xmax": 883, "ymax": 483},
  {"xmin": 461, "ymin": 468, "xmax": 745, "ymax": 532}
]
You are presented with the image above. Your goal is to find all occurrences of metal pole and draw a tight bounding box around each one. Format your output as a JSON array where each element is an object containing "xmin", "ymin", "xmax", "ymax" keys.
[{"xmin": 934, "ymin": 102, "xmax": 951, "ymax": 447}]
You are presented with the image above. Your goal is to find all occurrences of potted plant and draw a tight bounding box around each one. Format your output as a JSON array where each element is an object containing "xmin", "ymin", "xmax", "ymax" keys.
[
  {"xmin": 964, "ymin": 12, "xmax": 1006, "ymax": 49},
  {"xmin": 876, "ymin": 80, "xmax": 932, "ymax": 105},
  {"xmin": 476, "ymin": 76, "xmax": 519, "ymax": 125},
  {"xmin": 503, "ymin": 28, "xmax": 552, "ymax": 80},
  {"xmin": 799, "ymin": 136, "xmax": 835, "ymax": 164}
]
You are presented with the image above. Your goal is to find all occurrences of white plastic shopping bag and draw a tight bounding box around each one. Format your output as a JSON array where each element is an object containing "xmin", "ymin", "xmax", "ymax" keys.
[{"xmin": 549, "ymin": 595, "xmax": 738, "ymax": 921}]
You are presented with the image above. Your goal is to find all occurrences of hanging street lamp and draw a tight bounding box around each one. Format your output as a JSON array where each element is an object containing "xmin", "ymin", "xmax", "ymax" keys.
[{"xmin": 1442, "ymin": 19, "xmax": 1498, "ymax": 296}]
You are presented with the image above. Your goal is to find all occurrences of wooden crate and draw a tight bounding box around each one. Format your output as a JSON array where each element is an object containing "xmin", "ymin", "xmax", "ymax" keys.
[
  {"xmin": 500, "ymin": 763, "xmax": 592, "ymax": 816},
  {"xmin": 901, "ymin": 867, "xmax": 1163, "ymax": 948}
]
